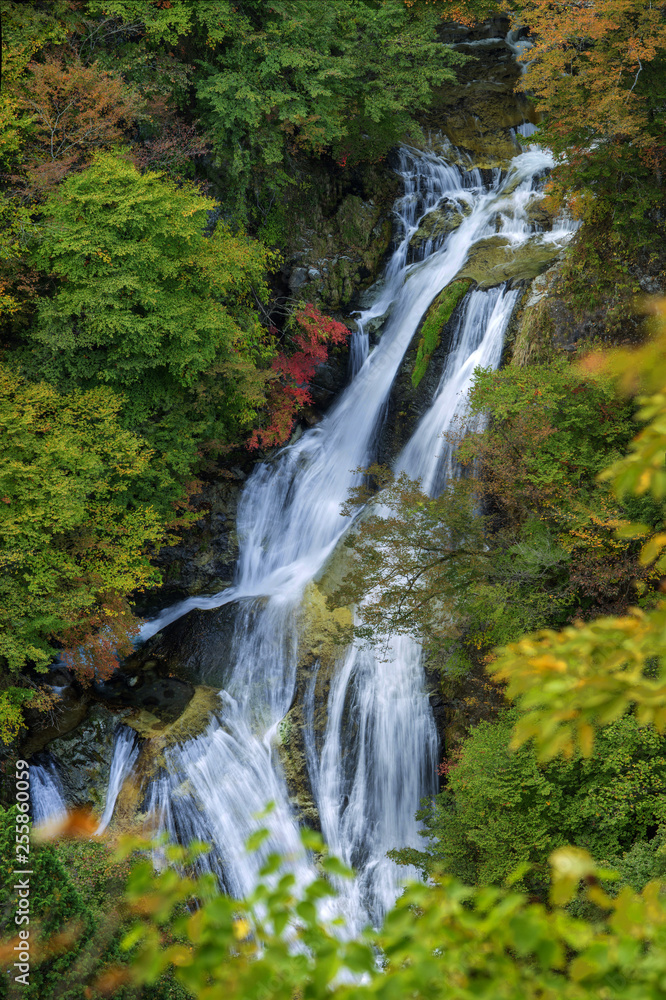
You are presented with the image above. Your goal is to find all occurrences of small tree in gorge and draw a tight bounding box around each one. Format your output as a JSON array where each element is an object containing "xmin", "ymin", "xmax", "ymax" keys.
[{"xmin": 247, "ymin": 305, "xmax": 349, "ymax": 450}]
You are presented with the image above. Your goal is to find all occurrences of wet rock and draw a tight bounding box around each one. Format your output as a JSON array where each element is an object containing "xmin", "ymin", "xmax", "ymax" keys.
[
  {"xmin": 289, "ymin": 267, "xmax": 308, "ymax": 292},
  {"xmin": 95, "ymin": 668, "xmax": 195, "ymax": 724},
  {"xmin": 282, "ymin": 162, "xmax": 399, "ymax": 316},
  {"xmin": 271, "ymin": 581, "xmax": 355, "ymax": 828},
  {"xmin": 43, "ymin": 704, "xmax": 127, "ymax": 810},
  {"xmin": 308, "ymin": 347, "xmax": 350, "ymax": 410},
  {"xmin": 124, "ymin": 602, "xmax": 241, "ymax": 690},
  {"xmin": 148, "ymin": 475, "xmax": 244, "ymax": 597},
  {"xmin": 20, "ymin": 682, "xmax": 90, "ymax": 760},
  {"xmin": 507, "ymin": 254, "xmax": 650, "ymax": 366},
  {"xmin": 456, "ymin": 235, "xmax": 563, "ymax": 289},
  {"xmin": 638, "ymin": 274, "xmax": 664, "ymax": 295},
  {"xmin": 408, "ymin": 202, "xmax": 469, "ymax": 257},
  {"xmin": 125, "ymin": 686, "xmax": 221, "ymax": 770},
  {"xmin": 298, "ymin": 582, "xmax": 353, "ymax": 671},
  {"xmin": 525, "ymin": 200, "xmax": 553, "ymax": 231},
  {"xmin": 276, "ymin": 704, "xmax": 319, "ymax": 829},
  {"xmin": 377, "ymin": 282, "xmax": 473, "ymax": 464},
  {"xmin": 416, "ymin": 22, "xmax": 534, "ymax": 173}
]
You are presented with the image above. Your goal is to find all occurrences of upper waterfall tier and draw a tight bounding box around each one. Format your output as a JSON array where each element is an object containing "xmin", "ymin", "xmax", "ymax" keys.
[{"xmin": 139, "ymin": 140, "xmax": 572, "ymax": 643}]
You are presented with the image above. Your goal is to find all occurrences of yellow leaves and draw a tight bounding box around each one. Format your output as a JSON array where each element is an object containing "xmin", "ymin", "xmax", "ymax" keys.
[
  {"xmin": 233, "ymin": 919, "xmax": 252, "ymax": 941},
  {"xmin": 578, "ymin": 721, "xmax": 594, "ymax": 758},
  {"xmin": 529, "ymin": 654, "xmax": 567, "ymax": 674},
  {"xmin": 640, "ymin": 533, "xmax": 666, "ymax": 567},
  {"xmin": 549, "ymin": 846, "xmax": 598, "ymax": 906}
]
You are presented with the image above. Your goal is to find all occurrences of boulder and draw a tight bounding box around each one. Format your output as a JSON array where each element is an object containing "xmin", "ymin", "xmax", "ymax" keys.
[
  {"xmin": 123, "ymin": 601, "xmax": 242, "ymax": 690},
  {"xmin": 456, "ymin": 235, "xmax": 563, "ymax": 289},
  {"xmin": 408, "ymin": 201, "xmax": 469, "ymax": 258}
]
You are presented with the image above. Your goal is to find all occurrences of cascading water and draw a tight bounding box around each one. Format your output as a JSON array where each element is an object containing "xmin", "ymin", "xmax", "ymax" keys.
[
  {"xmin": 397, "ymin": 285, "xmax": 519, "ymax": 494},
  {"xmin": 31, "ymin": 759, "xmax": 67, "ymax": 827},
  {"xmin": 123, "ymin": 133, "xmax": 576, "ymax": 931},
  {"xmin": 95, "ymin": 726, "xmax": 140, "ymax": 835}
]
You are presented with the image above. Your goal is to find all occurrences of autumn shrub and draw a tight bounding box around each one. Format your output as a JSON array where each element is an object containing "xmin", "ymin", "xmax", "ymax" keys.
[
  {"xmin": 19, "ymin": 56, "xmax": 141, "ymax": 194},
  {"xmin": 247, "ymin": 305, "xmax": 349, "ymax": 450},
  {"xmin": 460, "ymin": 358, "xmax": 655, "ymax": 620}
]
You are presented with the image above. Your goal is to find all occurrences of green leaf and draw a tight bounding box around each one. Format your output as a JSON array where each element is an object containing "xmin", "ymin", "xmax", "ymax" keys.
[{"xmin": 246, "ymin": 827, "xmax": 270, "ymax": 853}]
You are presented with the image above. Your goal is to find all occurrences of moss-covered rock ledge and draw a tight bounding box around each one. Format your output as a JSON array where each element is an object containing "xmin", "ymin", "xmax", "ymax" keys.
[{"xmin": 412, "ymin": 280, "xmax": 472, "ymax": 387}]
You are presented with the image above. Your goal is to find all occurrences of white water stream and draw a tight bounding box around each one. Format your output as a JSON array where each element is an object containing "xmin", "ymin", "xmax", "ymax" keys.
[
  {"xmin": 95, "ymin": 726, "xmax": 140, "ymax": 835},
  {"xmin": 34, "ymin": 133, "xmax": 575, "ymax": 930},
  {"xmin": 31, "ymin": 760, "xmax": 67, "ymax": 828}
]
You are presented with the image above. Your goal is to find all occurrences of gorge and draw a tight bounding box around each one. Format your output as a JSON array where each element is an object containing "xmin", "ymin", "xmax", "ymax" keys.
[{"xmin": 32, "ymin": 118, "xmax": 575, "ymax": 933}]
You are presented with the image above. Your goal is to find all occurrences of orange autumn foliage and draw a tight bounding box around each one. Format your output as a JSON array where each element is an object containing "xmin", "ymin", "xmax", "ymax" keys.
[
  {"xmin": 406, "ymin": 1, "xmax": 666, "ymax": 155},
  {"xmin": 19, "ymin": 56, "xmax": 140, "ymax": 193},
  {"xmin": 517, "ymin": 2, "xmax": 666, "ymax": 152}
]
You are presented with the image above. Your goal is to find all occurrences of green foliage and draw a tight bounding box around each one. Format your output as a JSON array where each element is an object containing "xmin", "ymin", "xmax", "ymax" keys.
[
  {"xmin": 27, "ymin": 151, "xmax": 276, "ymax": 476},
  {"xmin": 88, "ymin": 0, "xmax": 465, "ymax": 217},
  {"xmin": 196, "ymin": 0, "xmax": 465, "ymax": 214},
  {"xmin": 333, "ymin": 358, "xmax": 643, "ymax": 657},
  {"xmin": 405, "ymin": 713, "xmax": 666, "ymax": 894},
  {"xmin": 0, "ymin": 805, "xmax": 98, "ymax": 1000},
  {"xmin": 330, "ymin": 468, "xmax": 490, "ymax": 650},
  {"xmin": 0, "ymin": 363, "xmax": 172, "ymax": 737},
  {"xmin": 461, "ymin": 357, "xmax": 635, "ymax": 502},
  {"xmin": 36, "ymin": 828, "xmax": 666, "ymax": 1000},
  {"xmin": 488, "ymin": 305, "xmax": 666, "ymax": 761},
  {"xmin": 411, "ymin": 279, "xmax": 470, "ymax": 387}
]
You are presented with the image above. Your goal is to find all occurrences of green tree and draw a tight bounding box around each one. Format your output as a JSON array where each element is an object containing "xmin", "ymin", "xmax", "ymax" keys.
[
  {"xmin": 489, "ymin": 303, "xmax": 666, "ymax": 761},
  {"xmin": 0, "ymin": 364, "xmax": 171, "ymax": 741},
  {"xmin": 398, "ymin": 712, "xmax": 666, "ymax": 894},
  {"xmin": 329, "ymin": 468, "xmax": 489, "ymax": 651},
  {"xmin": 28, "ymin": 826, "xmax": 666, "ymax": 1000},
  {"xmin": 85, "ymin": 0, "xmax": 466, "ymax": 216},
  {"xmin": 27, "ymin": 151, "xmax": 277, "ymax": 476},
  {"xmin": 330, "ymin": 360, "xmax": 643, "ymax": 656}
]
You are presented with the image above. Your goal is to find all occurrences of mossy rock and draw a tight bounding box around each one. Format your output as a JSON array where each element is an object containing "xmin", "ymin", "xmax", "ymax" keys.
[
  {"xmin": 266, "ymin": 581, "xmax": 355, "ymax": 831},
  {"xmin": 41, "ymin": 704, "xmax": 126, "ymax": 810},
  {"xmin": 456, "ymin": 236, "xmax": 563, "ymax": 289},
  {"xmin": 298, "ymin": 581, "xmax": 353, "ymax": 671},
  {"xmin": 412, "ymin": 279, "xmax": 472, "ymax": 387},
  {"xmin": 126, "ymin": 685, "xmax": 221, "ymax": 775},
  {"xmin": 376, "ymin": 281, "xmax": 473, "ymax": 464},
  {"xmin": 275, "ymin": 702, "xmax": 319, "ymax": 829},
  {"xmin": 508, "ymin": 266, "xmax": 560, "ymax": 366},
  {"xmin": 525, "ymin": 200, "xmax": 554, "ymax": 231},
  {"xmin": 409, "ymin": 202, "xmax": 469, "ymax": 252}
]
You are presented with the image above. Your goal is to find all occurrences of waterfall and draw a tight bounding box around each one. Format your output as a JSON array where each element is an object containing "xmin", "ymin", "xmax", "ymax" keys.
[
  {"xmin": 31, "ymin": 759, "xmax": 67, "ymax": 828},
  {"xmin": 131, "ymin": 137, "xmax": 575, "ymax": 930},
  {"xmin": 397, "ymin": 286, "xmax": 518, "ymax": 493},
  {"xmin": 96, "ymin": 726, "xmax": 140, "ymax": 835}
]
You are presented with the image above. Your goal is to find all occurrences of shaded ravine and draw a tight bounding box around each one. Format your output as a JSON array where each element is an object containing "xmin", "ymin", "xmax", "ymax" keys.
[{"xmin": 34, "ymin": 137, "xmax": 575, "ymax": 931}]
